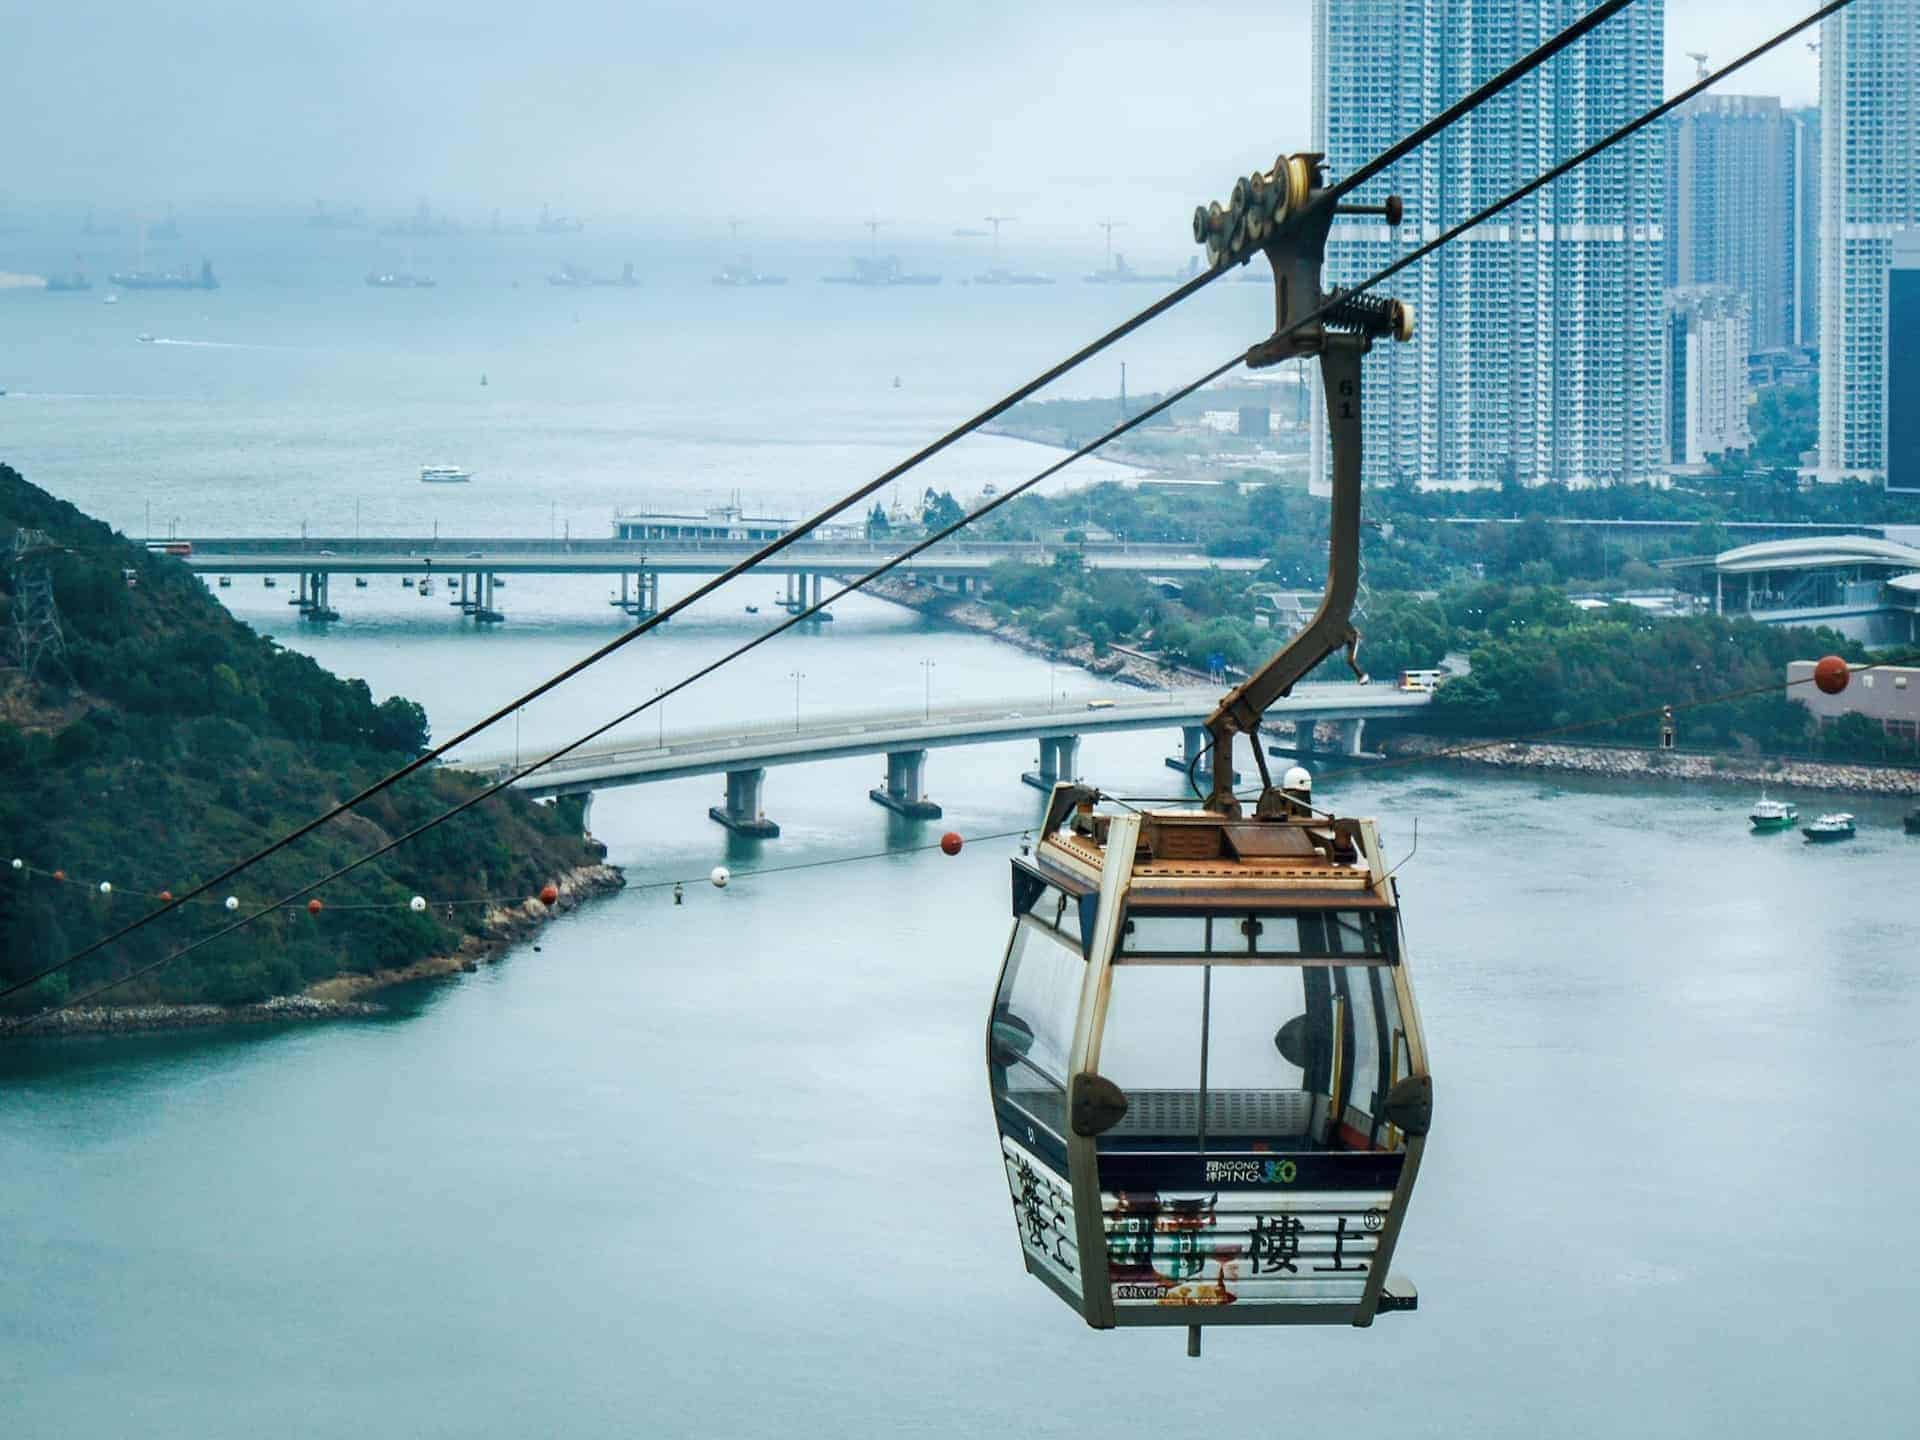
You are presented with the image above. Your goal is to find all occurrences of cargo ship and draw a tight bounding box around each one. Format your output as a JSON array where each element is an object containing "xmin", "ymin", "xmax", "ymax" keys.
[
  {"xmin": 822, "ymin": 255, "xmax": 940, "ymax": 286},
  {"xmin": 110, "ymin": 260, "xmax": 218, "ymax": 291},
  {"xmin": 548, "ymin": 262, "xmax": 639, "ymax": 287}
]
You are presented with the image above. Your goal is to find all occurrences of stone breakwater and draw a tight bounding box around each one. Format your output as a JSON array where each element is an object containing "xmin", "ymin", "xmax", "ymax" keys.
[
  {"xmin": 1386, "ymin": 735, "xmax": 1920, "ymax": 798},
  {"xmin": 6, "ymin": 862, "xmax": 626, "ymax": 1038}
]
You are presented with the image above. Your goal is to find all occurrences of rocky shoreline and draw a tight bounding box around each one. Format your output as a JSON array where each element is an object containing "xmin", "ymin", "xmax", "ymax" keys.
[
  {"xmin": 1383, "ymin": 734, "xmax": 1920, "ymax": 798},
  {"xmin": 6, "ymin": 861, "xmax": 625, "ymax": 1039}
]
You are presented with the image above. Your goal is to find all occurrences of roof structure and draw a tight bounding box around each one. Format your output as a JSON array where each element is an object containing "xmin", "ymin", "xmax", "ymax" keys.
[{"xmin": 1711, "ymin": 535, "xmax": 1920, "ymax": 574}]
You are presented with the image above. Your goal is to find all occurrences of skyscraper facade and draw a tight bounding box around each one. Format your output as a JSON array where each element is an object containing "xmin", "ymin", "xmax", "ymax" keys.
[
  {"xmin": 1311, "ymin": 0, "xmax": 1666, "ymax": 489},
  {"xmin": 1667, "ymin": 95, "xmax": 1791, "ymax": 353},
  {"xmin": 1818, "ymin": 0, "xmax": 1920, "ymax": 482},
  {"xmin": 1786, "ymin": 107, "xmax": 1821, "ymax": 351}
]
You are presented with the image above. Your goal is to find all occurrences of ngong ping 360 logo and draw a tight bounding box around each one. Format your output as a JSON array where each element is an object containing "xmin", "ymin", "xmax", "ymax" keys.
[{"xmin": 1203, "ymin": 1157, "xmax": 1297, "ymax": 1185}]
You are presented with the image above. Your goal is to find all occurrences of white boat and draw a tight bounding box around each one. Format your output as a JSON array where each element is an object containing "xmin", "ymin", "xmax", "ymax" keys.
[{"xmin": 420, "ymin": 465, "xmax": 472, "ymax": 484}]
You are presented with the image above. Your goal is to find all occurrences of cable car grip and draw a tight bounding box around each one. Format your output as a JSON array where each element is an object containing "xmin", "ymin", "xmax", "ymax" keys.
[{"xmin": 1188, "ymin": 152, "xmax": 1414, "ymax": 815}]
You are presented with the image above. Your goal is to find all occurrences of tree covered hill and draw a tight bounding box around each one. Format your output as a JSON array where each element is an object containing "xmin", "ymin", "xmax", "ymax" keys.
[{"xmin": 0, "ymin": 464, "xmax": 603, "ymax": 1014}]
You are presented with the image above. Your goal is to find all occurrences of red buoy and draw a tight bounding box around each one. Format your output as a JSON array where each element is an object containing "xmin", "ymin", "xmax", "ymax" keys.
[
  {"xmin": 52, "ymin": 870, "xmax": 65, "ymax": 881},
  {"xmin": 539, "ymin": 883, "xmax": 560, "ymax": 906},
  {"xmin": 940, "ymin": 832, "xmax": 964, "ymax": 856},
  {"xmin": 307, "ymin": 898, "xmax": 324, "ymax": 916},
  {"xmin": 158, "ymin": 889, "xmax": 173, "ymax": 902},
  {"xmin": 1813, "ymin": 655, "xmax": 1851, "ymax": 695}
]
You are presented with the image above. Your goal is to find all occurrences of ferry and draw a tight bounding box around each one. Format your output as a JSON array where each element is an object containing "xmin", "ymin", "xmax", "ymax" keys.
[
  {"xmin": 1801, "ymin": 813, "xmax": 1857, "ymax": 843},
  {"xmin": 1748, "ymin": 792, "xmax": 1798, "ymax": 833},
  {"xmin": 420, "ymin": 465, "xmax": 472, "ymax": 484}
]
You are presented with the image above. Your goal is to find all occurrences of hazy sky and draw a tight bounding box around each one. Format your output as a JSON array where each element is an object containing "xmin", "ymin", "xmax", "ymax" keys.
[{"xmin": 8, "ymin": 1, "xmax": 1824, "ymax": 226}]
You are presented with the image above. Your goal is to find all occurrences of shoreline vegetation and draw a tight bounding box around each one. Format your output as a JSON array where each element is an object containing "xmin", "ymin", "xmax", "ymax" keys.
[{"xmin": 0, "ymin": 464, "xmax": 623, "ymax": 1040}]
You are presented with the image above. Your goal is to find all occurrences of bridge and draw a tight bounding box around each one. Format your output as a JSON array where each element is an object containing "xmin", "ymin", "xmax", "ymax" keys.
[
  {"xmin": 447, "ymin": 684, "xmax": 1431, "ymax": 837},
  {"xmin": 175, "ymin": 536, "xmax": 1264, "ymax": 624}
]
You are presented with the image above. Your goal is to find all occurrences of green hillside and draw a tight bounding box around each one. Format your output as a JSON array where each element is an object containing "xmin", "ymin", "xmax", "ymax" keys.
[{"xmin": 0, "ymin": 464, "xmax": 604, "ymax": 1015}]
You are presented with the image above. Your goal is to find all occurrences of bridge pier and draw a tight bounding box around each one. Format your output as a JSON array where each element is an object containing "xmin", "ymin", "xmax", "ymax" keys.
[
  {"xmin": 708, "ymin": 767, "xmax": 780, "ymax": 838},
  {"xmin": 1165, "ymin": 723, "xmax": 1239, "ymax": 787},
  {"xmin": 612, "ymin": 570, "xmax": 659, "ymax": 621},
  {"xmin": 1022, "ymin": 735, "xmax": 1080, "ymax": 791},
  {"xmin": 298, "ymin": 570, "xmax": 338, "ymax": 622},
  {"xmin": 1336, "ymin": 718, "xmax": 1367, "ymax": 757},
  {"xmin": 869, "ymin": 748, "xmax": 942, "ymax": 819},
  {"xmin": 475, "ymin": 571, "xmax": 504, "ymax": 623}
]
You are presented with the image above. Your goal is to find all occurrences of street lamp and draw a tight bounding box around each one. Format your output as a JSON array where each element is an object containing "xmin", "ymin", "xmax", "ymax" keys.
[
  {"xmin": 920, "ymin": 658, "xmax": 936, "ymax": 720},
  {"xmin": 789, "ymin": 670, "xmax": 805, "ymax": 732}
]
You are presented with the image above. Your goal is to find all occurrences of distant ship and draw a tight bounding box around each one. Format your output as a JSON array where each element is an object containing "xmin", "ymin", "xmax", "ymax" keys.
[
  {"xmin": 44, "ymin": 272, "xmax": 92, "ymax": 292},
  {"xmin": 366, "ymin": 271, "xmax": 437, "ymax": 288},
  {"xmin": 972, "ymin": 266, "xmax": 1054, "ymax": 286},
  {"xmin": 1084, "ymin": 253, "xmax": 1186, "ymax": 285},
  {"xmin": 110, "ymin": 260, "xmax": 218, "ymax": 291},
  {"xmin": 420, "ymin": 465, "xmax": 472, "ymax": 484},
  {"xmin": 548, "ymin": 262, "xmax": 638, "ymax": 287},
  {"xmin": 537, "ymin": 205, "xmax": 585, "ymax": 234},
  {"xmin": 713, "ymin": 261, "xmax": 787, "ymax": 286},
  {"xmin": 822, "ymin": 255, "xmax": 940, "ymax": 287}
]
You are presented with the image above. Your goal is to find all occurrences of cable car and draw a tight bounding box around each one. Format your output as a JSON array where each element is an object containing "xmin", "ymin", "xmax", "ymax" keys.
[
  {"xmin": 987, "ymin": 152, "xmax": 1427, "ymax": 1352},
  {"xmin": 989, "ymin": 777, "xmax": 1428, "ymax": 1345}
]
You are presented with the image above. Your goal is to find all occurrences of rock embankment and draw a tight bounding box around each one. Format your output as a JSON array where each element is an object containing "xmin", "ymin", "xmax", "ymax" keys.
[
  {"xmin": 7, "ymin": 861, "xmax": 625, "ymax": 1038},
  {"xmin": 1386, "ymin": 734, "xmax": 1920, "ymax": 798}
]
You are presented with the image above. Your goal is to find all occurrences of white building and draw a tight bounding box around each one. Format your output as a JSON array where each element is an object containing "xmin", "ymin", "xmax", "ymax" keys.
[
  {"xmin": 1310, "ymin": 0, "xmax": 1667, "ymax": 489},
  {"xmin": 1786, "ymin": 107, "xmax": 1822, "ymax": 351},
  {"xmin": 1817, "ymin": 0, "xmax": 1920, "ymax": 482},
  {"xmin": 1666, "ymin": 286, "xmax": 1754, "ymax": 466}
]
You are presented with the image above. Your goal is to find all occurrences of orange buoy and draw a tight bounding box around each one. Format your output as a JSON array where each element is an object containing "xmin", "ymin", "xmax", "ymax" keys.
[
  {"xmin": 307, "ymin": 898, "xmax": 324, "ymax": 916},
  {"xmin": 539, "ymin": 883, "xmax": 560, "ymax": 906},
  {"xmin": 158, "ymin": 889, "xmax": 173, "ymax": 902},
  {"xmin": 940, "ymin": 832, "xmax": 964, "ymax": 856},
  {"xmin": 52, "ymin": 870, "xmax": 65, "ymax": 881},
  {"xmin": 1813, "ymin": 655, "xmax": 1851, "ymax": 695}
]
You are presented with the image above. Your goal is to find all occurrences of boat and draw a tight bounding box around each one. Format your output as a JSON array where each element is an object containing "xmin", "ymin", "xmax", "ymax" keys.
[
  {"xmin": 1801, "ymin": 813, "xmax": 1857, "ymax": 843},
  {"xmin": 971, "ymin": 266, "xmax": 1055, "ymax": 286},
  {"xmin": 712, "ymin": 262, "xmax": 787, "ymax": 286},
  {"xmin": 420, "ymin": 465, "xmax": 472, "ymax": 484},
  {"xmin": 822, "ymin": 255, "xmax": 940, "ymax": 287},
  {"xmin": 102, "ymin": 293, "xmax": 117, "ymax": 304},
  {"xmin": 548, "ymin": 262, "xmax": 638, "ymax": 288},
  {"xmin": 366, "ymin": 271, "xmax": 436, "ymax": 288},
  {"xmin": 1083, "ymin": 253, "xmax": 1187, "ymax": 285},
  {"xmin": 353, "ymin": 576, "xmax": 368, "ymax": 587},
  {"xmin": 136, "ymin": 333, "xmax": 154, "ymax": 343},
  {"xmin": 402, "ymin": 577, "xmax": 414, "ymax": 588},
  {"xmin": 745, "ymin": 604, "xmax": 759, "ymax": 614},
  {"xmin": 110, "ymin": 261, "xmax": 218, "ymax": 291},
  {"xmin": 46, "ymin": 272, "xmax": 93, "ymax": 292},
  {"xmin": 1749, "ymin": 791, "xmax": 1797, "ymax": 832},
  {"xmin": 263, "ymin": 576, "xmax": 277, "ymax": 589},
  {"xmin": 216, "ymin": 575, "xmax": 231, "ymax": 588}
]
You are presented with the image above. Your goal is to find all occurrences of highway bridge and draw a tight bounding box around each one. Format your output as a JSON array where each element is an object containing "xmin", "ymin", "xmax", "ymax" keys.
[
  {"xmin": 447, "ymin": 684, "xmax": 1431, "ymax": 837},
  {"xmin": 176, "ymin": 536, "xmax": 1265, "ymax": 624}
]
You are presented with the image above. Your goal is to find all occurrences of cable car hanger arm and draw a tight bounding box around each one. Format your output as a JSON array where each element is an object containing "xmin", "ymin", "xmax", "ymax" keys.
[{"xmin": 1192, "ymin": 155, "xmax": 1412, "ymax": 813}]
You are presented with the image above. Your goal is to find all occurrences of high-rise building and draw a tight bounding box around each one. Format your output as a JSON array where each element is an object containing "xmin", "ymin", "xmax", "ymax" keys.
[
  {"xmin": 1888, "ymin": 233, "xmax": 1920, "ymax": 491},
  {"xmin": 1667, "ymin": 96, "xmax": 1791, "ymax": 353},
  {"xmin": 1666, "ymin": 286, "xmax": 1754, "ymax": 466},
  {"xmin": 1786, "ymin": 107, "xmax": 1821, "ymax": 351},
  {"xmin": 1311, "ymin": 0, "xmax": 1666, "ymax": 489},
  {"xmin": 1818, "ymin": 0, "xmax": 1920, "ymax": 483}
]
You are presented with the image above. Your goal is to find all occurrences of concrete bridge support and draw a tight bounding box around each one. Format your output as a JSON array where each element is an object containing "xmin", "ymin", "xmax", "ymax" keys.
[
  {"xmin": 1022, "ymin": 734, "xmax": 1081, "ymax": 791},
  {"xmin": 708, "ymin": 766, "xmax": 780, "ymax": 838},
  {"xmin": 1336, "ymin": 718, "xmax": 1367, "ymax": 757},
  {"xmin": 1164, "ymin": 723, "xmax": 1239, "ymax": 788},
  {"xmin": 869, "ymin": 748, "xmax": 942, "ymax": 818},
  {"xmin": 613, "ymin": 570, "xmax": 659, "ymax": 620},
  {"xmin": 297, "ymin": 570, "xmax": 338, "ymax": 621}
]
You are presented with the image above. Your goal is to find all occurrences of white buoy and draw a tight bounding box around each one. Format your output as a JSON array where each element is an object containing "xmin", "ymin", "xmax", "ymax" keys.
[
  {"xmin": 710, "ymin": 866, "xmax": 730, "ymax": 889},
  {"xmin": 224, "ymin": 896, "xmax": 240, "ymax": 911},
  {"xmin": 410, "ymin": 895, "xmax": 427, "ymax": 912},
  {"xmin": 98, "ymin": 881, "xmax": 112, "ymax": 895},
  {"xmin": 10, "ymin": 858, "xmax": 22, "ymax": 870}
]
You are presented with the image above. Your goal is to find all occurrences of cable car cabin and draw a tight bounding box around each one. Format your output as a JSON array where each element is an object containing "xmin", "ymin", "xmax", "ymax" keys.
[{"xmin": 988, "ymin": 784, "xmax": 1429, "ymax": 1342}]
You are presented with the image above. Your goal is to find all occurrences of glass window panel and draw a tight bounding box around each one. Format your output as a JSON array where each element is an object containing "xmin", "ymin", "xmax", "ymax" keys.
[
  {"xmin": 1098, "ymin": 965, "xmax": 1204, "ymax": 1099},
  {"xmin": 1122, "ymin": 914, "xmax": 1208, "ymax": 955},
  {"xmin": 1249, "ymin": 913, "xmax": 1302, "ymax": 955},
  {"xmin": 1344, "ymin": 966, "xmax": 1382, "ymax": 1127},
  {"xmin": 1205, "ymin": 966, "xmax": 1310, "ymax": 1095},
  {"xmin": 991, "ymin": 921, "xmax": 1085, "ymax": 1136}
]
